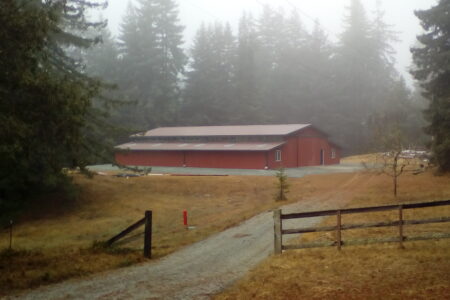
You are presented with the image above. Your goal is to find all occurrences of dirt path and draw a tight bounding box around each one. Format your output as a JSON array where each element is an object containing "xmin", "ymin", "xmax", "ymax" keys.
[{"xmin": 7, "ymin": 173, "xmax": 368, "ymax": 300}]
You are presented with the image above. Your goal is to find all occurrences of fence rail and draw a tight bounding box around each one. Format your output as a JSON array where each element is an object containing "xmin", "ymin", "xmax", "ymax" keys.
[
  {"xmin": 106, "ymin": 210, "xmax": 152, "ymax": 258},
  {"xmin": 273, "ymin": 200, "xmax": 450, "ymax": 254}
]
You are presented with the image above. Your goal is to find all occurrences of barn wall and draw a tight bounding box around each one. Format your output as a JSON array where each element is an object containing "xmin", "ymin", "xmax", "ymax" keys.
[
  {"xmin": 116, "ymin": 150, "xmax": 268, "ymax": 169},
  {"xmin": 115, "ymin": 151, "xmax": 183, "ymax": 167},
  {"xmin": 283, "ymin": 136, "xmax": 300, "ymax": 167},
  {"xmin": 329, "ymin": 147, "xmax": 341, "ymax": 165},
  {"xmin": 268, "ymin": 148, "xmax": 284, "ymax": 169},
  {"xmin": 185, "ymin": 151, "xmax": 266, "ymax": 169},
  {"xmin": 297, "ymin": 137, "xmax": 340, "ymax": 166},
  {"xmin": 267, "ymin": 136, "xmax": 298, "ymax": 169},
  {"xmin": 267, "ymin": 131, "xmax": 340, "ymax": 168},
  {"xmin": 298, "ymin": 137, "xmax": 324, "ymax": 166}
]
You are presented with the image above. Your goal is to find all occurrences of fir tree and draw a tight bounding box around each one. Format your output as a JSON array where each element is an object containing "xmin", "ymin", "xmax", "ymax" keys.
[
  {"xmin": 0, "ymin": 0, "xmax": 107, "ymax": 215},
  {"xmin": 335, "ymin": 0, "xmax": 374, "ymax": 154},
  {"xmin": 118, "ymin": 0, "xmax": 186, "ymax": 129},
  {"xmin": 333, "ymin": 0, "xmax": 406, "ymax": 154},
  {"xmin": 182, "ymin": 23, "xmax": 236, "ymax": 125},
  {"xmin": 411, "ymin": 0, "xmax": 450, "ymax": 172},
  {"xmin": 85, "ymin": 27, "xmax": 120, "ymax": 80},
  {"xmin": 256, "ymin": 5, "xmax": 286, "ymax": 121},
  {"xmin": 369, "ymin": 0, "xmax": 398, "ymax": 81},
  {"xmin": 272, "ymin": 10, "xmax": 310, "ymax": 123},
  {"xmin": 235, "ymin": 13, "xmax": 261, "ymax": 124}
]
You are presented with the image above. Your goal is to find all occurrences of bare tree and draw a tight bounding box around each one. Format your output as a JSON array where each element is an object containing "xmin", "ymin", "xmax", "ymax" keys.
[
  {"xmin": 377, "ymin": 150, "xmax": 408, "ymax": 197},
  {"xmin": 369, "ymin": 119, "xmax": 427, "ymax": 197}
]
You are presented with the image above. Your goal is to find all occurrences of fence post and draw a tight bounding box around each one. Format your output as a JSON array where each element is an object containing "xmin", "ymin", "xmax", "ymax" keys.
[
  {"xmin": 144, "ymin": 210, "xmax": 152, "ymax": 258},
  {"xmin": 274, "ymin": 209, "xmax": 282, "ymax": 254},
  {"xmin": 336, "ymin": 210, "xmax": 342, "ymax": 251},
  {"xmin": 398, "ymin": 205, "xmax": 404, "ymax": 249}
]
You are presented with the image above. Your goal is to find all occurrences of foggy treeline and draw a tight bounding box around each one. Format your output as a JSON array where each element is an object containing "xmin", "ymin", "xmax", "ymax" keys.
[{"xmin": 84, "ymin": 0, "xmax": 426, "ymax": 155}]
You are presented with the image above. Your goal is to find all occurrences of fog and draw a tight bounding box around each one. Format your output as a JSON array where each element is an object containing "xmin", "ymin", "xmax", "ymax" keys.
[
  {"xmin": 105, "ymin": 0, "xmax": 435, "ymax": 85},
  {"xmin": 83, "ymin": 0, "xmax": 434, "ymax": 154}
]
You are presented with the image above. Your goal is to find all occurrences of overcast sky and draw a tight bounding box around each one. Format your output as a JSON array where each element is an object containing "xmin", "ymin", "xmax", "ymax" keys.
[{"xmin": 104, "ymin": 0, "xmax": 436, "ymax": 86}]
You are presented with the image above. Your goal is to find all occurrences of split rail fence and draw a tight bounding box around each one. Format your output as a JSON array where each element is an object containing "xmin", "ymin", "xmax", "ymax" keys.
[
  {"xmin": 273, "ymin": 200, "xmax": 450, "ymax": 254},
  {"xmin": 106, "ymin": 210, "xmax": 152, "ymax": 258}
]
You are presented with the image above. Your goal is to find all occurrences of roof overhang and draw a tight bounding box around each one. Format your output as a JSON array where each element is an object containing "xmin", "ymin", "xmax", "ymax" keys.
[{"xmin": 115, "ymin": 141, "xmax": 286, "ymax": 152}]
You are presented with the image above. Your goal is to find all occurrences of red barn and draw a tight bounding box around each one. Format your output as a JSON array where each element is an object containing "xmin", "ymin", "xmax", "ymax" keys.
[{"xmin": 115, "ymin": 124, "xmax": 340, "ymax": 169}]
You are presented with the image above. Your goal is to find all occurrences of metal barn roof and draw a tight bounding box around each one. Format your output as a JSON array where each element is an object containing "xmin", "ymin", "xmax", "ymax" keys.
[
  {"xmin": 135, "ymin": 124, "xmax": 311, "ymax": 137},
  {"xmin": 115, "ymin": 141, "xmax": 286, "ymax": 151}
]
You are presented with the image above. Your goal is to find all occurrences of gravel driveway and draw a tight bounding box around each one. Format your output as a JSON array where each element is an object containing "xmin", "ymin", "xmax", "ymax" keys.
[{"xmin": 7, "ymin": 173, "xmax": 363, "ymax": 300}]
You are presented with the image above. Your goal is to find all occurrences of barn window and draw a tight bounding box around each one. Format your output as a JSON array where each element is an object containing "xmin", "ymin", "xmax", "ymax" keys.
[
  {"xmin": 331, "ymin": 148, "xmax": 336, "ymax": 159},
  {"xmin": 275, "ymin": 150, "xmax": 282, "ymax": 162}
]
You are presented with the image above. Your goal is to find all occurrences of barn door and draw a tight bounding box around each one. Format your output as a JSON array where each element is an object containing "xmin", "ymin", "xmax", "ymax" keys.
[{"xmin": 320, "ymin": 149, "xmax": 324, "ymax": 165}]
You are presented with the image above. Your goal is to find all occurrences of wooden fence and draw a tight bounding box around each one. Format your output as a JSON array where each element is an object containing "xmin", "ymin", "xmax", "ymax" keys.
[
  {"xmin": 106, "ymin": 210, "xmax": 152, "ymax": 258},
  {"xmin": 273, "ymin": 200, "xmax": 450, "ymax": 254}
]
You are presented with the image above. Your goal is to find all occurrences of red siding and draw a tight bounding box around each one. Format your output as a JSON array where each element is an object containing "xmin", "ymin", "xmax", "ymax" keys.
[
  {"xmin": 265, "ymin": 129, "xmax": 340, "ymax": 168},
  {"xmin": 298, "ymin": 137, "xmax": 325, "ymax": 166},
  {"xmin": 115, "ymin": 151, "xmax": 183, "ymax": 167},
  {"xmin": 116, "ymin": 150, "xmax": 268, "ymax": 169},
  {"xmin": 185, "ymin": 151, "xmax": 266, "ymax": 169},
  {"xmin": 297, "ymin": 138, "xmax": 340, "ymax": 166},
  {"xmin": 329, "ymin": 147, "xmax": 341, "ymax": 165}
]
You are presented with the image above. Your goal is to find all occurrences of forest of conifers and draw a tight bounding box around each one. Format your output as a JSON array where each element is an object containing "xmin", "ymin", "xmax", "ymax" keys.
[{"xmin": 84, "ymin": 0, "xmax": 426, "ymax": 155}]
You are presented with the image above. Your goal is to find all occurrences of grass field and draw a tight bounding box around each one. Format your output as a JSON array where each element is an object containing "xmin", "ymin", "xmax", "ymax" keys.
[
  {"xmin": 1, "ymin": 170, "xmax": 350, "ymax": 295},
  {"xmin": 1, "ymin": 157, "xmax": 449, "ymax": 297},
  {"xmin": 214, "ymin": 169, "xmax": 450, "ymax": 299}
]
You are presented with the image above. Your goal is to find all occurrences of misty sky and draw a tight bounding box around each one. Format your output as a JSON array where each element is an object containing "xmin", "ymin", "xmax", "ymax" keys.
[{"xmin": 104, "ymin": 0, "xmax": 436, "ymax": 86}]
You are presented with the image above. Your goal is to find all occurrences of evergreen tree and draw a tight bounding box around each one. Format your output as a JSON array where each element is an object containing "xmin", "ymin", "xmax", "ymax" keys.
[
  {"xmin": 118, "ymin": 0, "xmax": 186, "ymax": 129},
  {"xmin": 235, "ymin": 12, "xmax": 261, "ymax": 124},
  {"xmin": 257, "ymin": 5, "xmax": 285, "ymax": 73},
  {"xmin": 253, "ymin": 7, "xmax": 333, "ymax": 126},
  {"xmin": 85, "ymin": 27, "xmax": 120, "ymax": 81},
  {"xmin": 369, "ymin": 0, "xmax": 398, "ymax": 82},
  {"xmin": 181, "ymin": 24, "xmax": 211, "ymax": 125},
  {"xmin": 301, "ymin": 20, "xmax": 336, "ymax": 129},
  {"xmin": 83, "ymin": 26, "xmax": 132, "ymax": 148},
  {"xmin": 0, "ymin": 0, "xmax": 107, "ymax": 215},
  {"xmin": 332, "ymin": 0, "xmax": 407, "ymax": 154},
  {"xmin": 115, "ymin": 3, "xmax": 146, "ymax": 130},
  {"xmin": 182, "ymin": 23, "xmax": 236, "ymax": 125},
  {"xmin": 367, "ymin": 0, "xmax": 406, "ymax": 121},
  {"xmin": 411, "ymin": 0, "xmax": 450, "ymax": 172},
  {"xmin": 338, "ymin": 0, "xmax": 374, "ymax": 81},
  {"xmin": 256, "ymin": 6, "xmax": 287, "ymax": 122},
  {"xmin": 272, "ymin": 10, "xmax": 311, "ymax": 123},
  {"xmin": 334, "ymin": 0, "xmax": 375, "ymax": 153}
]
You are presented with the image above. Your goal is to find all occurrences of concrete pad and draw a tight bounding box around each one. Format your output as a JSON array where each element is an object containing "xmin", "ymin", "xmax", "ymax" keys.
[{"xmin": 88, "ymin": 163, "xmax": 364, "ymax": 178}]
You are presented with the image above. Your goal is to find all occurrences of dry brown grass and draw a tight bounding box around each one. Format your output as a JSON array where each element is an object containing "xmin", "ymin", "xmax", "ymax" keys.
[
  {"xmin": 2, "ymin": 161, "xmax": 449, "ymax": 297},
  {"xmin": 215, "ymin": 241, "xmax": 450, "ymax": 300},
  {"xmin": 215, "ymin": 170, "xmax": 450, "ymax": 300},
  {"xmin": 341, "ymin": 153, "xmax": 379, "ymax": 164},
  {"xmin": 0, "ymin": 172, "xmax": 351, "ymax": 295}
]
